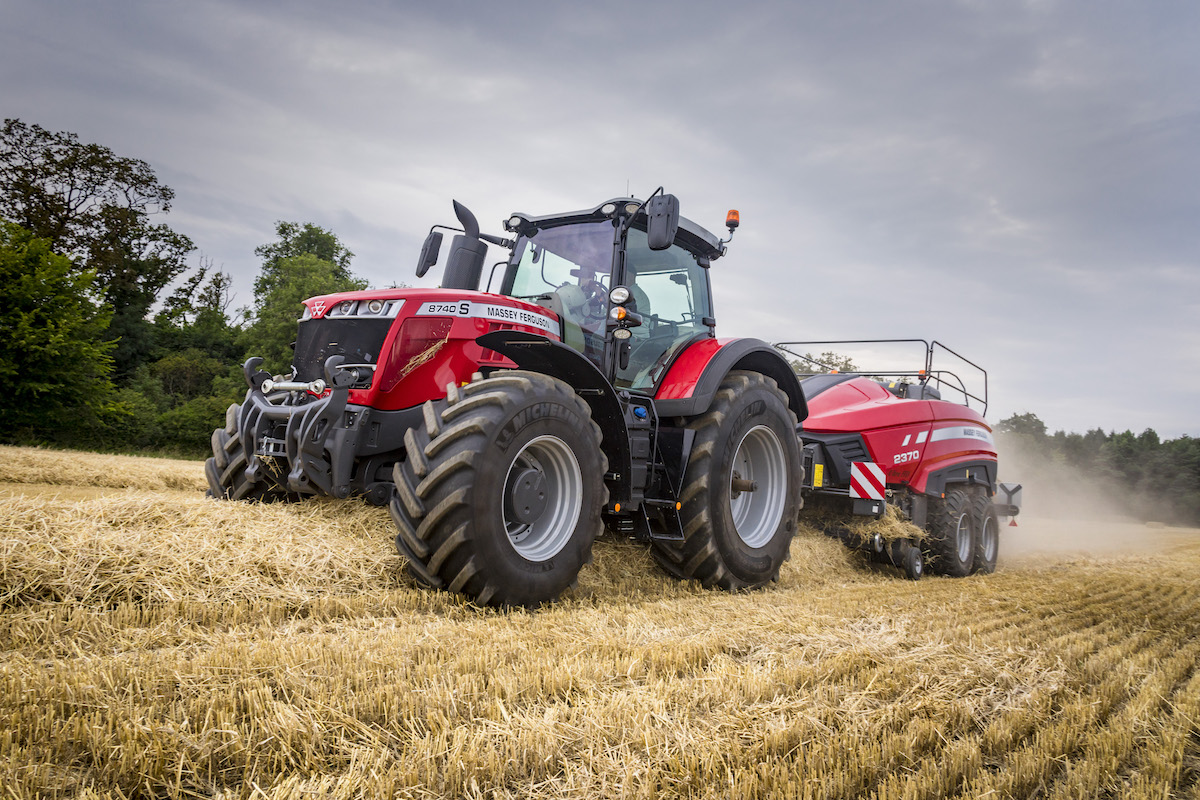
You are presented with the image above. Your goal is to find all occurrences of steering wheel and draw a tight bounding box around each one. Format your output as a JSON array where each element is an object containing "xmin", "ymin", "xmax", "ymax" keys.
[{"xmin": 581, "ymin": 280, "xmax": 608, "ymax": 322}]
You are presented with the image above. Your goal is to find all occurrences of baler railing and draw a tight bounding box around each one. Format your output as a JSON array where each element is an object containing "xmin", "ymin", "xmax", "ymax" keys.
[{"xmin": 774, "ymin": 338, "xmax": 989, "ymax": 416}]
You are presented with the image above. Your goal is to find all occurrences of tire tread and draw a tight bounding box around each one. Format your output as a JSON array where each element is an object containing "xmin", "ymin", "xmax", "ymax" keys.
[
  {"xmin": 388, "ymin": 370, "xmax": 607, "ymax": 607},
  {"xmin": 925, "ymin": 488, "xmax": 975, "ymax": 577},
  {"xmin": 649, "ymin": 371, "xmax": 800, "ymax": 591}
]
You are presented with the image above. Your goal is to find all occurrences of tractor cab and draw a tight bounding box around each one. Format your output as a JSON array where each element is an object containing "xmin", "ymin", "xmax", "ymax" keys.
[
  {"xmin": 495, "ymin": 195, "xmax": 727, "ymax": 393},
  {"xmin": 215, "ymin": 189, "xmax": 812, "ymax": 607}
]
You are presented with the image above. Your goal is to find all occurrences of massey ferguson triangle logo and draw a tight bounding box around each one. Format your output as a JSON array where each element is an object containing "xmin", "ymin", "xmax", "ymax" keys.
[{"xmin": 311, "ymin": 300, "xmax": 327, "ymax": 318}]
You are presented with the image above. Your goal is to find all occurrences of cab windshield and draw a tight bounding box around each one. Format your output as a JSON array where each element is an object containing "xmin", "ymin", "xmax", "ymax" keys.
[
  {"xmin": 498, "ymin": 219, "xmax": 713, "ymax": 392},
  {"xmin": 500, "ymin": 221, "xmax": 614, "ymax": 365}
]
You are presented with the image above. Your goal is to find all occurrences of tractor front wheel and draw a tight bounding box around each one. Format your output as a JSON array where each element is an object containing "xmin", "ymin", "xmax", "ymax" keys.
[
  {"xmin": 204, "ymin": 401, "xmax": 291, "ymax": 502},
  {"xmin": 389, "ymin": 371, "xmax": 606, "ymax": 607},
  {"xmin": 651, "ymin": 371, "xmax": 802, "ymax": 589}
]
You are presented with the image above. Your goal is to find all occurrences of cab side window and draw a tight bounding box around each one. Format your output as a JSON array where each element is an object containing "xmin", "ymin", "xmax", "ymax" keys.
[{"xmin": 616, "ymin": 229, "xmax": 711, "ymax": 391}]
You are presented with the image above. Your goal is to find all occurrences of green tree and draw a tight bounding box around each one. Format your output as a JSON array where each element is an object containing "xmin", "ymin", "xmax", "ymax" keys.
[
  {"xmin": 153, "ymin": 262, "xmax": 241, "ymax": 363},
  {"xmin": 789, "ymin": 351, "xmax": 858, "ymax": 375},
  {"xmin": 0, "ymin": 119, "xmax": 172, "ymax": 254},
  {"xmin": 995, "ymin": 415, "xmax": 1200, "ymax": 526},
  {"xmin": 0, "ymin": 222, "xmax": 116, "ymax": 440},
  {"xmin": 253, "ymin": 221, "xmax": 354, "ymax": 300},
  {"xmin": 995, "ymin": 412, "xmax": 1048, "ymax": 439},
  {"xmin": 0, "ymin": 119, "xmax": 196, "ymax": 377},
  {"xmin": 94, "ymin": 216, "xmax": 195, "ymax": 375},
  {"xmin": 156, "ymin": 395, "xmax": 233, "ymax": 454},
  {"xmin": 151, "ymin": 348, "xmax": 226, "ymax": 401},
  {"xmin": 86, "ymin": 367, "xmax": 167, "ymax": 452},
  {"xmin": 243, "ymin": 253, "xmax": 367, "ymax": 375}
]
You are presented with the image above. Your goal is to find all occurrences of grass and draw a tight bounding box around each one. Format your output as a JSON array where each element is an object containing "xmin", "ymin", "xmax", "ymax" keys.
[
  {"xmin": 2, "ymin": 445, "xmax": 1199, "ymax": 798},
  {"xmin": 0, "ymin": 445, "xmax": 206, "ymax": 493}
]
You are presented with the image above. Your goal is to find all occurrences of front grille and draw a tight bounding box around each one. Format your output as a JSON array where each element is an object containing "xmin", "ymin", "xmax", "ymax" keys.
[{"xmin": 292, "ymin": 318, "xmax": 394, "ymax": 381}]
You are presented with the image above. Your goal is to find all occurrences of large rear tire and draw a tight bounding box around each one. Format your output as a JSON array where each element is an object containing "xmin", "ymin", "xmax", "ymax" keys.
[
  {"xmin": 971, "ymin": 491, "xmax": 1000, "ymax": 574},
  {"xmin": 925, "ymin": 488, "xmax": 975, "ymax": 577},
  {"xmin": 650, "ymin": 371, "xmax": 802, "ymax": 589},
  {"xmin": 390, "ymin": 371, "xmax": 607, "ymax": 608},
  {"xmin": 204, "ymin": 401, "xmax": 291, "ymax": 502}
]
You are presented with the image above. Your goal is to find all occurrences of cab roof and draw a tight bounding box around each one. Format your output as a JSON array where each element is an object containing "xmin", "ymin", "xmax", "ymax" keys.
[{"xmin": 506, "ymin": 197, "xmax": 725, "ymax": 261}]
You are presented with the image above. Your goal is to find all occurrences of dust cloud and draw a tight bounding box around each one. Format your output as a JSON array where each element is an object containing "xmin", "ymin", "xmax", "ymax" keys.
[{"xmin": 995, "ymin": 437, "xmax": 1198, "ymax": 563}]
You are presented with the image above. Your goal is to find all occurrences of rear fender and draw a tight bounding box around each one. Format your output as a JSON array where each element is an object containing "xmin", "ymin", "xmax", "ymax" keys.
[
  {"xmin": 654, "ymin": 338, "xmax": 807, "ymax": 421},
  {"xmin": 915, "ymin": 458, "xmax": 997, "ymax": 497},
  {"xmin": 476, "ymin": 330, "xmax": 631, "ymax": 505}
]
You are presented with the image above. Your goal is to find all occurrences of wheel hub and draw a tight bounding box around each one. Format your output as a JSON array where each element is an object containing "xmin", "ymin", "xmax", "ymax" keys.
[
  {"xmin": 501, "ymin": 435, "xmax": 584, "ymax": 561},
  {"xmin": 955, "ymin": 512, "xmax": 972, "ymax": 563},
  {"xmin": 506, "ymin": 467, "xmax": 549, "ymax": 525},
  {"xmin": 982, "ymin": 514, "xmax": 998, "ymax": 561},
  {"xmin": 730, "ymin": 472, "xmax": 758, "ymax": 498},
  {"xmin": 728, "ymin": 425, "xmax": 788, "ymax": 549}
]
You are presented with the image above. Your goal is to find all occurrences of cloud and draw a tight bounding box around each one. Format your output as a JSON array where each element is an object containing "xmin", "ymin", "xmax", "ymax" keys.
[{"xmin": 2, "ymin": 0, "xmax": 1198, "ymax": 436}]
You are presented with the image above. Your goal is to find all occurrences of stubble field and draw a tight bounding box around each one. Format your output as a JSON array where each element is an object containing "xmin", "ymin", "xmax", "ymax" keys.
[{"xmin": 2, "ymin": 444, "xmax": 1199, "ymax": 799}]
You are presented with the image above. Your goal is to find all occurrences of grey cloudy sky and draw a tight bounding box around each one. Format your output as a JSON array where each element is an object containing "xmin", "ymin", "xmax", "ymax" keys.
[{"xmin": 3, "ymin": 0, "xmax": 1198, "ymax": 437}]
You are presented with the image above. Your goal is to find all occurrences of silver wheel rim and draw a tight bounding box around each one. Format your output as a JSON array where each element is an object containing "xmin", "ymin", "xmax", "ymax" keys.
[
  {"xmin": 729, "ymin": 425, "xmax": 788, "ymax": 548},
  {"xmin": 502, "ymin": 435, "xmax": 583, "ymax": 562},
  {"xmin": 981, "ymin": 514, "xmax": 998, "ymax": 562},
  {"xmin": 955, "ymin": 512, "xmax": 972, "ymax": 563}
]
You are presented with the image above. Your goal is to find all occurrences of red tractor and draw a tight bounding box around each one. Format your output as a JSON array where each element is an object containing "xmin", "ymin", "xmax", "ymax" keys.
[
  {"xmin": 208, "ymin": 191, "xmax": 1019, "ymax": 605},
  {"xmin": 208, "ymin": 191, "xmax": 807, "ymax": 606}
]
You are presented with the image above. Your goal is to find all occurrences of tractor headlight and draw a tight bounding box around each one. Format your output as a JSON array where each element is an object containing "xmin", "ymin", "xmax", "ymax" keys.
[
  {"xmin": 601, "ymin": 203, "xmax": 617, "ymax": 216},
  {"xmin": 609, "ymin": 286, "xmax": 631, "ymax": 305},
  {"xmin": 367, "ymin": 299, "xmax": 385, "ymax": 314}
]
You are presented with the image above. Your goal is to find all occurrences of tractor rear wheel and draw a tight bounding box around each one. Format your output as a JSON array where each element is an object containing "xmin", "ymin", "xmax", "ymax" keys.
[
  {"xmin": 205, "ymin": 401, "xmax": 290, "ymax": 502},
  {"xmin": 389, "ymin": 371, "xmax": 606, "ymax": 608},
  {"xmin": 971, "ymin": 492, "xmax": 1000, "ymax": 574},
  {"xmin": 651, "ymin": 371, "xmax": 802, "ymax": 590},
  {"xmin": 925, "ymin": 488, "xmax": 975, "ymax": 577}
]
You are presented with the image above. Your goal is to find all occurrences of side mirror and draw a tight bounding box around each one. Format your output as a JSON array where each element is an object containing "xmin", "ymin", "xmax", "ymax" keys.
[
  {"xmin": 416, "ymin": 231, "xmax": 443, "ymax": 277},
  {"xmin": 646, "ymin": 193, "xmax": 680, "ymax": 251}
]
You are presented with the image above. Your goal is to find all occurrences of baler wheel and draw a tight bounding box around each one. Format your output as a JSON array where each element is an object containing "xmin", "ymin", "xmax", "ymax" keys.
[
  {"xmin": 902, "ymin": 542, "xmax": 924, "ymax": 580},
  {"xmin": 925, "ymin": 488, "xmax": 976, "ymax": 577},
  {"xmin": 970, "ymin": 491, "xmax": 1000, "ymax": 574},
  {"xmin": 650, "ymin": 371, "xmax": 802, "ymax": 590},
  {"xmin": 389, "ymin": 371, "xmax": 606, "ymax": 608}
]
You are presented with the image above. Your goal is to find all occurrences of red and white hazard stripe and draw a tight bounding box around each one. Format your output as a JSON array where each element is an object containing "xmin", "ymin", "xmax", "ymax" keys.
[{"xmin": 850, "ymin": 462, "xmax": 887, "ymax": 501}]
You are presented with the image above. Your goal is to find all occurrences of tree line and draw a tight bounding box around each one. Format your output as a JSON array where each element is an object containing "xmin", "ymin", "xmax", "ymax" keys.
[
  {"xmin": 3, "ymin": 119, "xmax": 1197, "ymax": 528},
  {"xmin": 995, "ymin": 413, "xmax": 1200, "ymax": 526},
  {"xmin": 0, "ymin": 119, "xmax": 365, "ymax": 455}
]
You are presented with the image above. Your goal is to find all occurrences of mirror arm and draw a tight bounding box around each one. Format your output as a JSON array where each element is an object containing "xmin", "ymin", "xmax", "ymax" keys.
[{"xmin": 617, "ymin": 186, "xmax": 664, "ymax": 238}]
